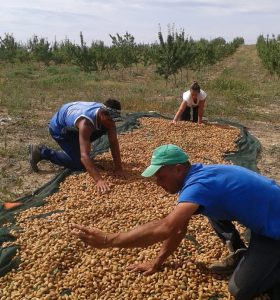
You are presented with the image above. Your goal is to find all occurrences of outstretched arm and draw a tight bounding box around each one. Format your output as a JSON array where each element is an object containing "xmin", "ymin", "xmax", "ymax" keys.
[
  {"xmin": 173, "ymin": 101, "xmax": 188, "ymax": 122},
  {"xmin": 71, "ymin": 202, "xmax": 199, "ymax": 249}
]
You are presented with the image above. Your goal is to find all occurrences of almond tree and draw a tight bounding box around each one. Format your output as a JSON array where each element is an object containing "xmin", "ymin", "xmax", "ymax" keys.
[
  {"xmin": 69, "ymin": 32, "xmax": 97, "ymax": 73},
  {"xmin": 155, "ymin": 28, "xmax": 181, "ymax": 85},
  {"xmin": 109, "ymin": 32, "xmax": 137, "ymax": 78},
  {"xmin": 0, "ymin": 33, "xmax": 29, "ymax": 63},
  {"xmin": 27, "ymin": 35, "xmax": 52, "ymax": 66},
  {"xmin": 257, "ymin": 34, "xmax": 280, "ymax": 76}
]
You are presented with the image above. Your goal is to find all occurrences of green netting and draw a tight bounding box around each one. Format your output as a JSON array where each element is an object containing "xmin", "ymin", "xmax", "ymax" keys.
[
  {"xmin": 0, "ymin": 246, "xmax": 20, "ymax": 277},
  {"xmin": 0, "ymin": 112, "xmax": 261, "ymax": 285},
  {"xmin": 212, "ymin": 118, "xmax": 261, "ymax": 173}
]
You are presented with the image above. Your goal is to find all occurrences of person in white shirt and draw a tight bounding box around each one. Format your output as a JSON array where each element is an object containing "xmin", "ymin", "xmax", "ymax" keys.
[{"xmin": 173, "ymin": 82, "xmax": 207, "ymax": 124}]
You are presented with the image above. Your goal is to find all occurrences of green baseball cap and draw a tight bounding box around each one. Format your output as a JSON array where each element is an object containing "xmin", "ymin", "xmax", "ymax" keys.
[{"xmin": 141, "ymin": 144, "xmax": 189, "ymax": 177}]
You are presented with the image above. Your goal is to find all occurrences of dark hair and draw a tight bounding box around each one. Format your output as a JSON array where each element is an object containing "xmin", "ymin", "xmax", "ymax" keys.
[
  {"xmin": 190, "ymin": 81, "xmax": 200, "ymax": 92},
  {"xmin": 168, "ymin": 161, "xmax": 191, "ymax": 169},
  {"xmin": 104, "ymin": 99, "xmax": 121, "ymax": 111}
]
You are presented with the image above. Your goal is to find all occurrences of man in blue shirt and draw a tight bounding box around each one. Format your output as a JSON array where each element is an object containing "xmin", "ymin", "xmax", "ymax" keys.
[
  {"xmin": 71, "ymin": 144, "xmax": 280, "ymax": 299},
  {"xmin": 29, "ymin": 99, "xmax": 125, "ymax": 193}
]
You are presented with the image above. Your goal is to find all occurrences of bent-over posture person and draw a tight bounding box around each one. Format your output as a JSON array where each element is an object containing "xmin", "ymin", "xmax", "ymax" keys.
[
  {"xmin": 72, "ymin": 144, "xmax": 280, "ymax": 300},
  {"xmin": 29, "ymin": 99, "xmax": 125, "ymax": 193},
  {"xmin": 173, "ymin": 81, "xmax": 207, "ymax": 124}
]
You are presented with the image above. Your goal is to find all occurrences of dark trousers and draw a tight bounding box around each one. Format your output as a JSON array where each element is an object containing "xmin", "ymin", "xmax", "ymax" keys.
[
  {"xmin": 41, "ymin": 128, "xmax": 107, "ymax": 171},
  {"xmin": 181, "ymin": 106, "xmax": 198, "ymax": 122},
  {"xmin": 228, "ymin": 232, "xmax": 280, "ymax": 299},
  {"xmin": 209, "ymin": 219, "xmax": 246, "ymax": 251},
  {"xmin": 209, "ymin": 219, "xmax": 280, "ymax": 299}
]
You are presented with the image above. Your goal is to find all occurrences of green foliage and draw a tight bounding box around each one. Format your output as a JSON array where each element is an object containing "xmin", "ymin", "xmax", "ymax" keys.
[
  {"xmin": 8, "ymin": 66, "xmax": 35, "ymax": 79},
  {"xmin": 110, "ymin": 32, "xmax": 138, "ymax": 76},
  {"xmin": 0, "ymin": 33, "xmax": 27, "ymax": 63},
  {"xmin": 93, "ymin": 41, "xmax": 118, "ymax": 74},
  {"xmin": 137, "ymin": 43, "xmax": 158, "ymax": 66},
  {"xmin": 0, "ymin": 44, "xmax": 278, "ymax": 124},
  {"xmin": 257, "ymin": 34, "xmax": 280, "ymax": 76},
  {"xmin": 15, "ymin": 48, "xmax": 31, "ymax": 63},
  {"xmin": 68, "ymin": 32, "xmax": 98, "ymax": 73},
  {"xmin": 27, "ymin": 35, "xmax": 52, "ymax": 66},
  {"xmin": 155, "ymin": 28, "xmax": 182, "ymax": 83},
  {"xmin": 0, "ymin": 29, "xmax": 244, "ymax": 79},
  {"xmin": 52, "ymin": 39, "xmax": 73, "ymax": 64},
  {"xmin": 211, "ymin": 78, "xmax": 248, "ymax": 92},
  {"xmin": 232, "ymin": 37, "xmax": 245, "ymax": 48},
  {"xmin": 155, "ymin": 26, "xmax": 244, "ymax": 84},
  {"xmin": 155, "ymin": 26, "xmax": 197, "ymax": 84},
  {"xmin": 210, "ymin": 77, "xmax": 250, "ymax": 105},
  {"xmin": 191, "ymin": 38, "xmax": 214, "ymax": 70},
  {"xmin": 191, "ymin": 36, "xmax": 244, "ymax": 70},
  {"xmin": 103, "ymin": 47, "xmax": 119, "ymax": 72}
]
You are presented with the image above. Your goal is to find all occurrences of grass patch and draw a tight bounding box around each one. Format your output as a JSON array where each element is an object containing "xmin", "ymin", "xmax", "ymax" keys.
[
  {"xmin": 0, "ymin": 45, "xmax": 279, "ymax": 122},
  {"xmin": 210, "ymin": 78, "xmax": 248, "ymax": 92},
  {"xmin": 8, "ymin": 67, "xmax": 35, "ymax": 79}
]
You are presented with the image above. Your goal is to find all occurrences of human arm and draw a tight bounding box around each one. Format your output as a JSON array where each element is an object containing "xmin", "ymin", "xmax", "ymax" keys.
[
  {"xmin": 127, "ymin": 228, "xmax": 187, "ymax": 275},
  {"xmin": 101, "ymin": 114, "xmax": 125, "ymax": 177},
  {"xmin": 71, "ymin": 202, "xmax": 199, "ymax": 249},
  {"xmin": 77, "ymin": 118, "xmax": 110, "ymax": 193},
  {"xmin": 173, "ymin": 101, "xmax": 189, "ymax": 123},
  {"xmin": 198, "ymin": 99, "xmax": 206, "ymax": 124}
]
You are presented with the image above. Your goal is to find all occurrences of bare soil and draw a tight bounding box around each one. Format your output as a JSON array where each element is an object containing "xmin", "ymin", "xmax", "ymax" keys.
[
  {"xmin": 247, "ymin": 120, "xmax": 280, "ymax": 184},
  {"xmin": 0, "ymin": 108, "xmax": 61, "ymax": 201}
]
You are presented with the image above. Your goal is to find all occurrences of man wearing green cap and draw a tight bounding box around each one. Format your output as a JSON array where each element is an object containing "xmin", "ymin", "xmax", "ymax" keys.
[{"xmin": 72, "ymin": 144, "xmax": 280, "ymax": 299}]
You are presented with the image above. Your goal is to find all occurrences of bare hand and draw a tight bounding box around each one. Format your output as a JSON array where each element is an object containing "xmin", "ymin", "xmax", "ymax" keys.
[
  {"xmin": 172, "ymin": 120, "xmax": 177, "ymax": 124},
  {"xmin": 96, "ymin": 179, "xmax": 110, "ymax": 194},
  {"xmin": 114, "ymin": 168, "xmax": 127, "ymax": 179},
  {"xmin": 71, "ymin": 224, "xmax": 108, "ymax": 249},
  {"xmin": 127, "ymin": 261, "xmax": 159, "ymax": 276}
]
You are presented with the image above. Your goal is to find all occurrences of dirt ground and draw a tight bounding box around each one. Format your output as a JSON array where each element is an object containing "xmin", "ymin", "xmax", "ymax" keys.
[
  {"xmin": 0, "ymin": 109, "xmax": 61, "ymax": 201},
  {"xmin": 247, "ymin": 120, "xmax": 280, "ymax": 184}
]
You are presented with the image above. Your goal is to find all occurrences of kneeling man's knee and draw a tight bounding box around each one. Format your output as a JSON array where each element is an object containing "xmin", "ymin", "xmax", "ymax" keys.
[{"xmin": 228, "ymin": 277, "xmax": 252, "ymax": 300}]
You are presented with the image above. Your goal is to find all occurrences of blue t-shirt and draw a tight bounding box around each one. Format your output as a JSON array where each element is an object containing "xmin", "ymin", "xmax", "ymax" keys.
[
  {"xmin": 49, "ymin": 101, "xmax": 103, "ymax": 137},
  {"xmin": 178, "ymin": 164, "xmax": 280, "ymax": 240}
]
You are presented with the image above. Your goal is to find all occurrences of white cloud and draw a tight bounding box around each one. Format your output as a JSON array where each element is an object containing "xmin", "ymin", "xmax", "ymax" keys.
[
  {"xmin": 2, "ymin": 0, "xmax": 279, "ymax": 15},
  {"xmin": 0, "ymin": 0, "xmax": 279, "ymax": 44}
]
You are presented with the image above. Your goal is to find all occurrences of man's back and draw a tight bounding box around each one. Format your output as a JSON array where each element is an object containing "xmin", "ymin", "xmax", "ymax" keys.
[
  {"xmin": 50, "ymin": 101, "xmax": 103, "ymax": 136},
  {"xmin": 178, "ymin": 164, "xmax": 280, "ymax": 239}
]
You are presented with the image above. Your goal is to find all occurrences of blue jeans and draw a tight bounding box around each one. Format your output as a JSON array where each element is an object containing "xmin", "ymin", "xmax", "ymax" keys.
[{"xmin": 41, "ymin": 127, "xmax": 107, "ymax": 171}]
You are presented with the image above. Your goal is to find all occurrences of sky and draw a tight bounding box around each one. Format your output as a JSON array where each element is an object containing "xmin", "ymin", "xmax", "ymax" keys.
[{"xmin": 0, "ymin": 0, "xmax": 279, "ymax": 45}]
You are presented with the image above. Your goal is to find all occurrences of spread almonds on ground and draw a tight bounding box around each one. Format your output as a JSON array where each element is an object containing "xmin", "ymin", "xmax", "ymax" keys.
[{"xmin": 0, "ymin": 119, "xmax": 268, "ymax": 300}]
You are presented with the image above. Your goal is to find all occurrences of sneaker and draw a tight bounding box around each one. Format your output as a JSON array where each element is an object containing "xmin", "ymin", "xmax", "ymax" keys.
[
  {"xmin": 208, "ymin": 248, "xmax": 247, "ymax": 274},
  {"xmin": 28, "ymin": 144, "xmax": 43, "ymax": 172}
]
